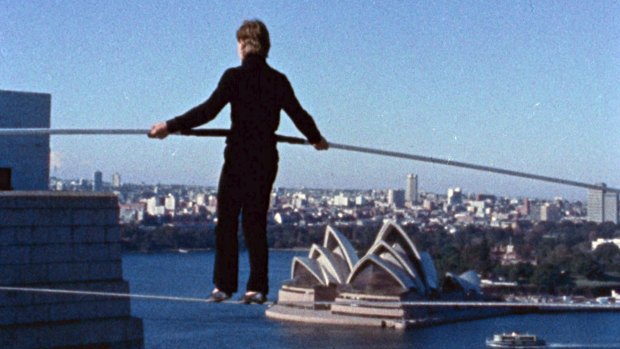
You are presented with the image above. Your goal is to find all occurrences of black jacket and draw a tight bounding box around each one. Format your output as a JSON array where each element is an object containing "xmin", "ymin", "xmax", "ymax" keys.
[{"xmin": 166, "ymin": 54, "xmax": 323, "ymax": 152}]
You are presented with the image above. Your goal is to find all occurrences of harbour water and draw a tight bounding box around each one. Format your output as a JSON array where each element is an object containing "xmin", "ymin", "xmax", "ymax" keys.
[{"xmin": 123, "ymin": 251, "xmax": 620, "ymax": 349}]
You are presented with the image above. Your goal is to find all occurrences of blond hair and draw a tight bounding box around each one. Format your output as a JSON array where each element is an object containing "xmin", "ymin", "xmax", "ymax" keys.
[{"xmin": 236, "ymin": 19, "xmax": 270, "ymax": 58}]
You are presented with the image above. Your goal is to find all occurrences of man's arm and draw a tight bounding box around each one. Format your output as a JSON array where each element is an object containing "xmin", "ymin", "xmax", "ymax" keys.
[
  {"xmin": 149, "ymin": 70, "xmax": 234, "ymax": 139},
  {"xmin": 281, "ymin": 77, "xmax": 328, "ymax": 150}
]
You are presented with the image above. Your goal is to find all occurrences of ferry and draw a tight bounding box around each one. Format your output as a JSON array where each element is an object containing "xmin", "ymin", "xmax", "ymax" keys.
[{"xmin": 486, "ymin": 332, "xmax": 546, "ymax": 348}]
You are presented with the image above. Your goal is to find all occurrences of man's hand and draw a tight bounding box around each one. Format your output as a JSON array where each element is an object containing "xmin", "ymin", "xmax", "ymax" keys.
[
  {"xmin": 148, "ymin": 122, "xmax": 169, "ymax": 139},
  {"xmin": 313, "ymin": 137, "xmax": 329, "ymax": 150}
]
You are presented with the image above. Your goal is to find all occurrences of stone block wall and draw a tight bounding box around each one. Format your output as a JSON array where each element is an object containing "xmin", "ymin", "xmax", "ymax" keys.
[{"xmin": 0, "ymin": 192, "xmax": 143, "ymax": 349}]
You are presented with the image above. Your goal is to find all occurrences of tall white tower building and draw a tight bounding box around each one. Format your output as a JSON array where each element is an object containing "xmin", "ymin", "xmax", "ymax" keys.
[
  {"xmin": 588, "ymin": 184, "xmax": 619, "ymax": 224},
  {"xmin": 405, "ymin": 173, "xmax": 418, "ymax": 204},
  {"xmin": 112, "ymin": 173, "xmax": 121, "ymax": 188}
]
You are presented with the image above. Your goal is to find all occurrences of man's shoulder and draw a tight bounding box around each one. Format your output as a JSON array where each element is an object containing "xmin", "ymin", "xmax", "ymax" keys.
[
  {"xmin": 222, "ymin": 66, "xmax": 241, "ymax": 78},
  {"xmin": 264, "ymin": 64, "xmax": 291, "ymax": 86}
]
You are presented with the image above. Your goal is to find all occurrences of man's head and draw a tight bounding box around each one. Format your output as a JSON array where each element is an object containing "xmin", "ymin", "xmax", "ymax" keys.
[{"xmin": 236, "ymin": 19, "xmax": 270, "ymax": 59}]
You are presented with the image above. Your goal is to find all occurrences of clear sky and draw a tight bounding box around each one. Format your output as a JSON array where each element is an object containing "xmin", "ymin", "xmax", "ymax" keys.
[{"xmin": 1, "ymin": 1, "xmax": 618, "ymax": 200}]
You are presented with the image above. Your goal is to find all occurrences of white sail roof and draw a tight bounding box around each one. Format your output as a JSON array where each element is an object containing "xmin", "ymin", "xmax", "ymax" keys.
[
  {"xmin": 347, "ymin": 255, "xmax": 415, "ymax": 295},
  {"xmin": 323, "ymin": 225, "xmax": 359, "ymax": 273},
  {"xmin": 371, "ymin": 220, "xmax": 428, "ymax": 288},
  {"xmin": 309, "ymin": 244, "xmax": 348, "ymax": 285},
  {"xmin": 419, "ymin": 252, "xmax": 439, "ymax": 292},
  {"xmin": 291, "ymin": 256, "xmax": 325, "ymax": 286},
  {"xmin": 366, "ymin": 240, "xmax": 426, "ymax": 295}
]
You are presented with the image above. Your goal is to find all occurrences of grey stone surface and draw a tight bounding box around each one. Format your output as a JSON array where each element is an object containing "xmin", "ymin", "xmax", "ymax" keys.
[
  {"xmin": 0, "ymin": 317, "xmax": 144, "ymax": 349},
  {"xmin": 0, "ymin": 192, "xmax": 143, "ymax": 348},
  {"xmin": 0, "ymin": 192, "xmax": 118, "ymax": 209},
  {"xmin": 73, "ymin": 226, "xmax": 107, "ymax": 243}
]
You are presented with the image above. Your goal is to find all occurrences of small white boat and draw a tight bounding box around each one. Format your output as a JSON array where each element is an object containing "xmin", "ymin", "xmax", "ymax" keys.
[
  {"xmin": 178, "ymin": 248, "xmax": 189, "ymax": 254},
  {"xmin": 486, "ymin": 332, "xmax": 546, "ymax": 348}
]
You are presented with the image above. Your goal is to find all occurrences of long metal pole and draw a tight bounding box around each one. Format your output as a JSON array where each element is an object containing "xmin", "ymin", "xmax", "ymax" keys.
[{"xmin": 1, "ymin": 128, "xmax": 617, "ymax": 193}]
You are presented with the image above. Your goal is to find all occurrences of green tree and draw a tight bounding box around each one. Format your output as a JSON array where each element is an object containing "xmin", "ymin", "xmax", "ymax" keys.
[
  {"xmin": 531, "ymin": 263, "xmax": 574, "ymax": 294},
  {"xmin": 593, "ymin": 243, "xmax": 620, "ymax": 274},
  {"xmin": 570, "ymin": 252, "xmax": 605, "ymax": 280}
]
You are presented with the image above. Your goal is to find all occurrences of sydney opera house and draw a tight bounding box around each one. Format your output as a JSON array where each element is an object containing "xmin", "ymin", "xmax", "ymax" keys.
[{"xmin": 266, "ymin": 221, "xmax": 503, "ymax": 329}]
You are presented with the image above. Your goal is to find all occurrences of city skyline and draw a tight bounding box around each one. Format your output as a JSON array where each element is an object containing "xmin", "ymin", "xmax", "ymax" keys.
[
  {"xmin": 2, "ymin": 1, "xmax": 618, "ymax": 201},
  {"xmin": 53, "ymin": 169, "xmax": 598, "ymax": 204}
]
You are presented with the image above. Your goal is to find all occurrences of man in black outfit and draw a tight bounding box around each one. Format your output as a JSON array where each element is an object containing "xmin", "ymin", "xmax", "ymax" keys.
[{"xmin": 149, "ymin": 19, "xmax": 328, "ymax": 304}]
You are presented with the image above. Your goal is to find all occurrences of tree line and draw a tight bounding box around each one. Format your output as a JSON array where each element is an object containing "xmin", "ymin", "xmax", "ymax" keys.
[{"xmin": 121, "ymin": 220, "xmax": 620, "ymax": 294}]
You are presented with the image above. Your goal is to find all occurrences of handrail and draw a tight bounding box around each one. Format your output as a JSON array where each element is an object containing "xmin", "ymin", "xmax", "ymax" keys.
[{"xmin": 1, "ymin": 127, "xmax": 618, "ymax": 193}]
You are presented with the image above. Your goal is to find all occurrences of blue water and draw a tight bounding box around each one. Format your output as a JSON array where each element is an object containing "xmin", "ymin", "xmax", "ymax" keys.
[{"xmin": 123, "ymin": 251, "xmax": 620, "ymax": 349}]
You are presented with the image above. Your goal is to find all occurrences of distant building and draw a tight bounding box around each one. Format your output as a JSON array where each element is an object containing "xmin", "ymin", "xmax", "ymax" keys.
[
  {"xmin": 164, "ymin": 193, "xmax": 176, "ymax": 211},
  {"xmin": 540, "ymin": 203, "xmax": 561, "ymax": 222},
  {"xmin": 333, "ymin": 193, "xmax": 350, "ymax": 207},
  {"xmin": 591, "ymin": 238, "xmax": 620, "ymax": 251},
  {"xmin": 387, "ymin": 189, "xmax": 405, "ymax": 208},
  {"xmin": 447, "ymin": 187, "xmax": 462, "ymax": 206},
  {"xmin": 469, "ymin": 200, "xmax": 487, "ymax": 218},
  {"xmin": 293, "ymin": 192, "xmax": 308, "ymax": 209},
  {"xmin": 518, "ymin": 197, "xmax": 531, "ymax": 216},
  {"xmin": 588, "ymin": 184, "xmax": 619, "ymax": 224},
  {"xmin": 0, "ymin": 90, "xmax": 51, "ymax": 190},
  {"xmin": 422, "ymin": 199, "xmax": 434, "ymax": 211},
  {"xmin": 144, "ymin": 197, "xmax": 164, "ymax": 216},
  {"xmin": 207, "ymin": 195, "xmax": 218, "ymax": 213},
  {"xmin": 354, "ymin": 195, "xmax": 367, "ymax": 206},
  {"xmin": 405, "ymin": 173, "xmax": 418, "ymax": 204},
  {"xmin": 119, "ymin": 203, "xmax": 145, "ymax": 224},
  {"xmin": 112, "ymin": 172, "xmax": 121, "ymax": 188},
  {"xmin": 529, "ymin": 202, "xmax": 542, "ymax": 222},
  {"xmin": 93, "ymin": 171, "xmax": 103, "ymax": 192},
  {"xmin": 475, "ymin": 194, "xmax": 496, "ymax": 203},
  {"xmin": 491, "ymin": 241, "xmax": 532, "ymax": 266}
]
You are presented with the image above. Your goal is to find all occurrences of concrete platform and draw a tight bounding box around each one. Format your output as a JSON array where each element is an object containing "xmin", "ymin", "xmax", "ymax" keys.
[{"xmin": 266, "ymin": 304, "xmax": 407, "ymax": 329}]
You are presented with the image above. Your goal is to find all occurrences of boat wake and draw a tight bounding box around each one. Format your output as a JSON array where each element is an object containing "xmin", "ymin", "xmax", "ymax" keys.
[{"xmin": 548, "ymin": 343, "xmax": 620, "ymax": 348}]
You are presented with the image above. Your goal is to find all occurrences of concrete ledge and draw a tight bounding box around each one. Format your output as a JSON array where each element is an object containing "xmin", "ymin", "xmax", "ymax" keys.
[
  {"xmin": 0, "ymin": 208, "xmax": 118, "ymax": 227},
  {"xmin": 1, "ymin": 299, "xmax": 132, "ymax": 325},
  {"xmin": 0, "ymin": 192, "xmax": 118, "ymax": 209}
]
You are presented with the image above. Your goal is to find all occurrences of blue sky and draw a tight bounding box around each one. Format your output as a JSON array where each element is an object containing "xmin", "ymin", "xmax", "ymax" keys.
[{"xmin": 1, "ymin": 1, "xmax": 618, "ymax": 200}]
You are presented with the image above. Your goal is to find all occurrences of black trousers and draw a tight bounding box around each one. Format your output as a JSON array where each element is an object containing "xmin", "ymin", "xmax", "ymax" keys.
[{"xmin": 213, "ymin": 148, "xmax": 278, "ymax": 295}]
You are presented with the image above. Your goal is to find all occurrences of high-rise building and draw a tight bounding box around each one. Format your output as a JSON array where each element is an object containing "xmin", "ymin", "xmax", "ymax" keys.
[
  {"xmin": 387, "ymin": 189, "xmax": 405, "ymax": 208},
  {"xmin": 604, "ymin": 193, "xmax": 619, "ymax": 224},
  {"xmin": 93, "ymin": 171, "xmax": 103, "ymax": 192},
  {"xmin": 333, "ymin": 193, "xmax": 350, "ymax": 207},
  {"xmin": 588, "ymin": 184, "xmax": 618, "ymax": 224},
  {"xmin": 196, "ymin": 193, "xmax": 206, "ymax": 206},
  {"xmin": 541, "ymin": 203, "xmax": 561, "ymax": 222},
  {"xmin": 164, "ymin": 193, "xmax": 176, "ymax": 211},
  {"xmin": 405, "ymin": 173, "xmax": 418, "ymax": 204},
  {"xmin": 0, "ymin": 90, "xmax": 51, "ymax": 190},
  {"xmin": 355, "ymin": 195, "xmax": 367, "ymax": 206},
  {"xmin": 447, "ymin": 187, "xmax": 463, "ymax": 206},
  {"xmin": 112, "ymin": 172, "xmax": 121, "ymax": 188}
]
